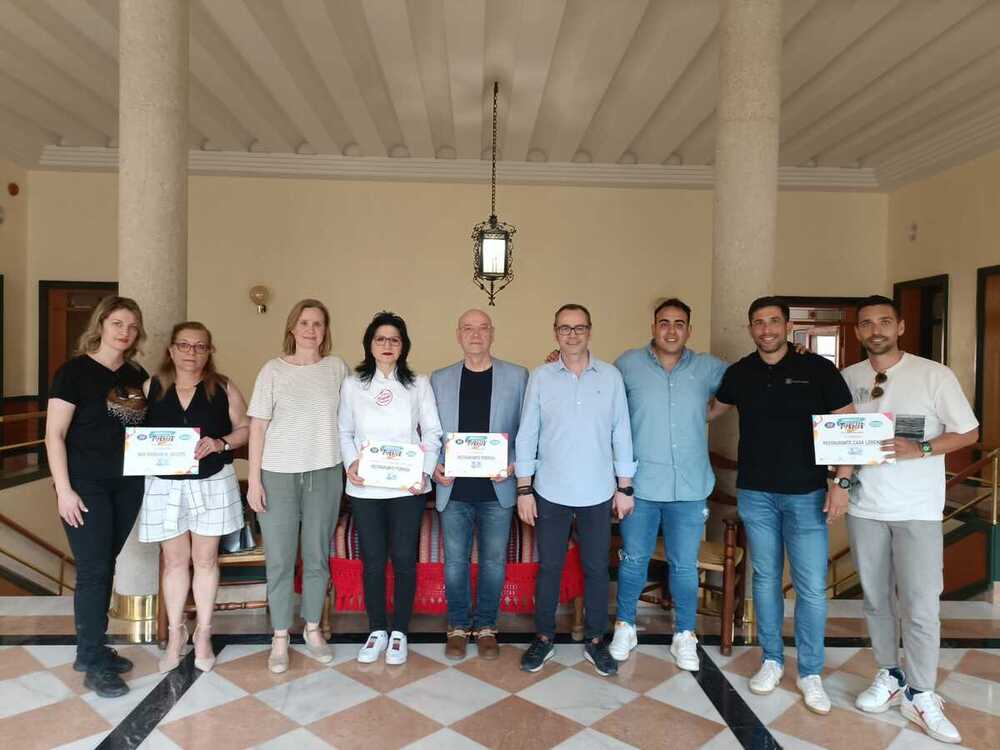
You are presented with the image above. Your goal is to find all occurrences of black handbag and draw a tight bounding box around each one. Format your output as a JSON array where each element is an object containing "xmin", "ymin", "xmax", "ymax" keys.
[{"xmin": 218, "ymin": 504, "xmax": 258, "ymax": 554}]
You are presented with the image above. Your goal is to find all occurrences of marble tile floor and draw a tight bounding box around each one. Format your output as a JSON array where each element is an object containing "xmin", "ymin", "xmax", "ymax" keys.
[{"xmin": 0, "ymin": 597, "xmax": 997, "ymax": 749}]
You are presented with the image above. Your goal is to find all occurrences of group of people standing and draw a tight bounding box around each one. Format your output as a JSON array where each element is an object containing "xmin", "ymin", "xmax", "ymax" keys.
[{"xmin": 45, "ymin": 292, "xmax": 976, "ymax": 746}]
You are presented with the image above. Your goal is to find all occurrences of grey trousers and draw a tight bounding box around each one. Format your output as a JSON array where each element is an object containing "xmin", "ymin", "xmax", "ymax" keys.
[
  {"xmin": 847, "ymin": 515, "xmax": 943, "ymax": 691},
  {"xmin": 259, "ymin": 466, "xmax": 343, "ymax": 630}
]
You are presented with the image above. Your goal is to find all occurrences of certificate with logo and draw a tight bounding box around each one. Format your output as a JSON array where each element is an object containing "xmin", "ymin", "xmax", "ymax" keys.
[
  {"xmin": 358, "ymin": 441, "xmax": 425, "ymax": 490},
  {"xmin": 123, "ymin": 427, "xmax": 200, "ymax": 476},
  {"xmin": 813, "ymin": 413, "xmax": 895, "ymax": 465},
  {"xmin": 444, "ymin": 433, "xmax": 509, "ymax": 478}
]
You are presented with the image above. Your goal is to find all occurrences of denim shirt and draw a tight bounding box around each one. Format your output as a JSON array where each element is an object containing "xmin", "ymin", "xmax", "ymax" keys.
[
  {"xmin": 615, "ymin": 346, "xmax": 727, "ymax": 502},
  {"xmin": 515, "ymin": 354, "xmax": 636, "ymax": 507}
]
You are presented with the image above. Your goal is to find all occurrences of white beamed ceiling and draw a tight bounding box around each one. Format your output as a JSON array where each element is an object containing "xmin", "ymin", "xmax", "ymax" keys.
[{"xmin": 4, "ymin": 0, "xmax": 1000, "ymax": 191}]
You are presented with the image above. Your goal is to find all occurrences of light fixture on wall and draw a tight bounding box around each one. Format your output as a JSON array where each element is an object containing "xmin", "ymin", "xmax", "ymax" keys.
[
  {"xmin": 471, "ymin": 81, "xmax": 517, "ymax": 306},
  {"xmin": 248, "ymin": 285, "xmax": 270, "ymax": 314}
]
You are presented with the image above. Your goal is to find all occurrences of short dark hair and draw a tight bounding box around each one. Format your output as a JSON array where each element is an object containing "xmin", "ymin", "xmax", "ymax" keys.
[
  {"xmin": 747, "ymin": 296, "xmax": 790, "ymax": 323},
  {"xmin": 653, "ymin": 298, "xmax": 691, "ymax": 324},
  {"xmin": 856, "ymin": 294, "xmax": 901, "ymax": 319},
  {"xmin": 553, "ymin": 303, "xmax": 592, "ymax": 327}
]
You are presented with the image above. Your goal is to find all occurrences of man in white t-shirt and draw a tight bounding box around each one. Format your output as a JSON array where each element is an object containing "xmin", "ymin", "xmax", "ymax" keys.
[{"xmin": 841, "ymin": 295, "xmax": 979, "ymax": 745}]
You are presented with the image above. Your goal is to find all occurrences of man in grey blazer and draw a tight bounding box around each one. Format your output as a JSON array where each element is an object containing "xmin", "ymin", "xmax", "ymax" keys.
[{"xmin": 431, "ymin": 309, "xmax": 529, "ymax": 661}]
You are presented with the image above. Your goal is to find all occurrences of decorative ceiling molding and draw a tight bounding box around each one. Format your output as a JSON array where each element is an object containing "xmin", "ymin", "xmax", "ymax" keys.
[{"xmin": 36, "ymin": 145, "xmax": 881, "ymax": 191}]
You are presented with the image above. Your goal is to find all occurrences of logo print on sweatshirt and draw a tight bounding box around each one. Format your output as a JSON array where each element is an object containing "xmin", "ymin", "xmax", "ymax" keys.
[{"xmin": 375, "ymin": 388, "xmax": 393, "ymax": 407}]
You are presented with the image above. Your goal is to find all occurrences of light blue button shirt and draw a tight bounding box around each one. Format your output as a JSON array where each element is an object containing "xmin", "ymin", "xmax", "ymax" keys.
[
  {"xmin": 615, "ymin": 345, "xmax": 728, "ymax": 502},
  {"xmin": 515, "ymin": 355, "xmax": 636, "ymax": 507}
]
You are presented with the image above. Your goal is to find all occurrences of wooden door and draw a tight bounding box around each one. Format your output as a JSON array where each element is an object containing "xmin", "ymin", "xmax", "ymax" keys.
[
  {"xmin": 898, "ymin": 286, "xmax": 922, "ymax": 356},
  {"xmin": 978, "ymin": 270, "xmax": 1000, "ymax": 450}
]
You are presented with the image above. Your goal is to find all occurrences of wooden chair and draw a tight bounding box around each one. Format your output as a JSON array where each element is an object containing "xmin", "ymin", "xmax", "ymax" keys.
[{"xmin": 639, "ymin": 516, "xmax": 747, "ymax": 656}]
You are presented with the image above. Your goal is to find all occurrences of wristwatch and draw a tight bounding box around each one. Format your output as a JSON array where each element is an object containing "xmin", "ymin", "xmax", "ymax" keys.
[
  {"xmin": 616, "ymin": 486, "xmax": 634, "ymax": 496},
  {"xmin": 221, "ymin": 440, "xmax": 232, "ymax": 453},
  {"xmin": 835, "ymin": 477, "xmax": 851, "ymax": 490},
  {"xmin": 919, "ymin": 440, "xmax": 933, "ymax": 457}
]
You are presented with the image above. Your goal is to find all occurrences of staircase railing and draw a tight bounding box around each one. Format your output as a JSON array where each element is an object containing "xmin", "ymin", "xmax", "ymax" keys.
[
  {"xmin": 0, "ymin": 513, "xmax": 75, "ymax": 594},
  {"xmin": 785, "ymin": 446, "xmax": 999, "ymax": 596}
]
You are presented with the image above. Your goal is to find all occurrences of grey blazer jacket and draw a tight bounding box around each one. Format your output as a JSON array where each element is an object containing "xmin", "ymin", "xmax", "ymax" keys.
[{"xmin": 430, "ymin": 357, "xmax": 529, "ymax": 511}]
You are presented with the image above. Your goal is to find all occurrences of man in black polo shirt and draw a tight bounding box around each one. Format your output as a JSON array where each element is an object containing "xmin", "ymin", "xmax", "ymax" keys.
[{"xmin": 714, "ymin": 297, "xmax": 854, "ymax": 716}]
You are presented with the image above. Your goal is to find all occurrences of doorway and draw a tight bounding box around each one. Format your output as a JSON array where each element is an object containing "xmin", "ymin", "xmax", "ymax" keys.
[
  {"xmin": 778, "ymin": 297, "xmax": 866, "ymax": 369},
  {"xmin": 975, "ymin": 266, "xmax": 1000, "ymax": 450},
  {"xmin": 894, "ymin": 275, "xmax": 948, "ymax": 364},
  {"xmin": 38, "ymin": 281, "xmax": 118, "ymax": 402}
]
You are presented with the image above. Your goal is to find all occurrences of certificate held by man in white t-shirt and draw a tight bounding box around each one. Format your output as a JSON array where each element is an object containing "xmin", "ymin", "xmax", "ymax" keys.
[
  {"xmin": 840, "ymin": 353, "xmax": 980, "ymax": 522},
  {"xmin": 357, "ymin": 441, "xmax": 425, "ymax": 492}
]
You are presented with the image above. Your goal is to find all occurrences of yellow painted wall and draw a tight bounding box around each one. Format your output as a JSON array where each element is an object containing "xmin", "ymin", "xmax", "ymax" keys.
[
  {"xmin": 20, "ymin": 171, "xmax": 887, "ymax": 401},
  {"xmin": 0, "ymin": 159, "xmax": 29, "ymax": 395},
  {"xmin": 888, "ymin": 149, "xmax": 1000, "ymax": 398}
]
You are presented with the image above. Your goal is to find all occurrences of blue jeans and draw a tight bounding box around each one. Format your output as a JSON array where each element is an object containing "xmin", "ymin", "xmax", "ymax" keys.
[
  {"xmin": 738, "ymin": 489, "xmax": 828, "ymax": 677},
  {"xmin": 441, "ymin": 500, "xmax": 514, "ymax": 630},
  {"xmin": 616, "ymin": 498, "xmax": 707, "ymax": 633}
]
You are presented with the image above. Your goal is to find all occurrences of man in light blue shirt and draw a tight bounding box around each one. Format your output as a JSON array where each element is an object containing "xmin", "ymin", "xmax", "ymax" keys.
[
  {"xmin": 608, "ymin": 298, "xmax": 728, "ymax": 672},
  {"xmin": 515, "ymin": 304, "xmax": 636, "ymax": 677}
]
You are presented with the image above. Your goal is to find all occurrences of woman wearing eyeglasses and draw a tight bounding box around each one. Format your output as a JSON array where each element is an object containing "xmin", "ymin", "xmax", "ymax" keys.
[
  {"xmin": 45, "ymin": 296, "xmax": 149, "ymax": 698},
  {"xmin": 247, "ymin": 299, "xmax": 350, "ymax": 673},
  {"xmin": 139, "ymin": 322, "xmax": 250, "ymax": 673},
  {"xmin": 339, "ymin": 311, "xmax": 442, "ymax": 665}
]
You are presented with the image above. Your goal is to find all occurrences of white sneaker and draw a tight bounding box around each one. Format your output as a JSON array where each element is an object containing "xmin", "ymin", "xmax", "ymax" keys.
[
  {"xmin": 901, "ymin": 691, "xmax": 962, "ymax": 744},
  {"xmin": 385, "ymin": 630, "xmax": 408, "ymax": 665},
  {"xmin": 749, "ymin": 659, "xmax": 784, "ymax": 695},
  {"xmin": 357, "ymin": 630, "xmax": 388, "ymax": 663},
  {"xmin": 669, "ymin": 630, "xmax": 700, "ymax": 671},
  {"xmin": 608, "ymin": 621, "xmax": 638, "ymax": 662},
  {"xmin": 855, "ymin": 668, "xmax": 904, "ymax": 713},
  {"xmin": 797, "ymin": 675, "xmax": 831, "ymax": 715}
]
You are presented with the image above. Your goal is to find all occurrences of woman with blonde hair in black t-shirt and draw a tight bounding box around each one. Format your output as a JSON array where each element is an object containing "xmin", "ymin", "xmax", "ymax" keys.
[
  {"xmin": 45, "ymin": 296, "xmax": 149, "ymax": 698},
  {"xmin": 139, "ymin": 321, "xmax": 250, "ymax": 674}
]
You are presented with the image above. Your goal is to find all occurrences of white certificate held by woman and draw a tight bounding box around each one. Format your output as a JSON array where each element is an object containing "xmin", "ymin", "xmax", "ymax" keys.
[
  {"xmin": 357, "ymin": 441, "xmax": 425, "ymax": 491},
  {"xmin": 444, "ymin": 433, "xmax": 509, "ymax": 478},
  {"xmin": 123, "ymin": 427, "xmax": 200, "ymax": 476}
]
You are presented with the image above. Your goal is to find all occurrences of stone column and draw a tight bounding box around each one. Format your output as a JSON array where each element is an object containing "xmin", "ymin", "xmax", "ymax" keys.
[
  {"xmin": 113, "ymin": 0, "xmax": 189, "ymax": 612},
  {"xmin": 711, "ymin": 0, "xmax": 782, "ymax": 462}
]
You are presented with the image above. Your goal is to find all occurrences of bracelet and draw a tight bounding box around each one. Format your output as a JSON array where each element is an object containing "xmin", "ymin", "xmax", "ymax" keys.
[{"xmin": 516, "ymin": 486, "xmax": 534, "ymax": 496}]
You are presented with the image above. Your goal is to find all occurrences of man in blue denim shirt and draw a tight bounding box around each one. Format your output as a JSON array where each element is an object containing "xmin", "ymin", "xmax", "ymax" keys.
[{"xmin": 608, "ymin": 298, "xmax": 728, "ymax": 672}]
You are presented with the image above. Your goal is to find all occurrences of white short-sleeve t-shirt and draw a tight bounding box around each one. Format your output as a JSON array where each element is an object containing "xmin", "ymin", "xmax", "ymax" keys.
[
  {"xmin": 247, "ymin": 355, "xmax": 349, "ymax": 473},
  {"xmin": 841, "ymin": 353, "xmax": 979, "ymax": 521}
]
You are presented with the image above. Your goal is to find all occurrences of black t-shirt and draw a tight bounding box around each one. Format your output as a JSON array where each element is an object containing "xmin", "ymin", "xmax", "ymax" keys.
[
  {"xmin": 451, "ymin": 367, "xmax": 498, "ymax": 503},
  {"xmin": 49, "ymin": 355, "xmax": 149, "ymax": 479},
  {"xmin": 715, "ymin": 349, "xmax": 852, "ymax": 493},
  {"xmin": 147, "ymin": 378, "xmax": 233, "ymax": 480}
]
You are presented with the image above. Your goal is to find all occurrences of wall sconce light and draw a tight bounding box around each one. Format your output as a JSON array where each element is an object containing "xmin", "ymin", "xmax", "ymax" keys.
[
  {"xmin": 249, "ymin": 285, "xmax": 269, "ymax": 313},
  {"xmin": 471, "ymin": 82, "xmax": 516, "ymax": 306}
]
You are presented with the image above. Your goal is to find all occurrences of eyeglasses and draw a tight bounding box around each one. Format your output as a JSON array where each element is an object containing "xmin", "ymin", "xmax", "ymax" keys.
[
  {"xmin": 374, "ymin": 336, "xmax": 402, "ymax": 347},
  {"xmin": 173, "ymin": 342, "xmax": 212, "ymax": 354},
  {"xmin": 871, "ymin": 371, "xmax": 887, "ymax": 399},
  {"xmin": 554, "ymin": 324, "xmax": 591, "ymax": 336}
]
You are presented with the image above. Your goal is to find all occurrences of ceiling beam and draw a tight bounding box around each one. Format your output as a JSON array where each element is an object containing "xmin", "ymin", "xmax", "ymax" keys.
[
  {"xmin": 199, "ymin": 0, "xmax": 339, "ymax": 153},
  {"xmin": 283, "ymin": 0, "xmax": 384, "ymax": 156},
  {"xmin": 190, "ymin": 0, "xmax": 300, "ymax": 153},
  {"xmin": 581, "ymin": 0, "xmax": 718, "ymax": 165},
  {"xmin": 500, "ymin": 0, "xmax": 565, "ymax": 162},
  {"xmin": 443, "ymin": 0, "xmax": 485, "ymax": 160},
  {"xmin": 360, "ymin": 0, "xmax": 435, "ymax": 157},
  {"xmin": 0, "ymin": 70, "xmax": 106, "ymax": 146},
  {"xmin": 534, "ymin": 0, "xmax": 647, "ymax": 164}
]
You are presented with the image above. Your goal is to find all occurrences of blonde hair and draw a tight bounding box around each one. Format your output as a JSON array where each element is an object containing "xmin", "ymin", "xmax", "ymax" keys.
[
  {"xmin": 282, "ymin": 299, "xmax": 332, "ymax": 356},
  {"xmin": 155, "ymin": 322, "xmax": 228, "ymax": 401},
  {"xmin": 75, "ymin": 296, "xmax": 146, "ymax": 362}
]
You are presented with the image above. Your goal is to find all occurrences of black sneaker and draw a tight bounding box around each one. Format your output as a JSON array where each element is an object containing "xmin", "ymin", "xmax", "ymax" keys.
[
  {"xmin": 584, "ymin": 639, "xmax": 618, "ymax": 676},
  {"xmin": 84, "ymin": 668, "xmax": 130, "ymax": 698},
  {"xmin": 520, "ymin": 637, "xmax": 555, "ymax": 672},
  {"xmin": 73, "ymin": 648, "xmax": 134, "ymax": 674}
]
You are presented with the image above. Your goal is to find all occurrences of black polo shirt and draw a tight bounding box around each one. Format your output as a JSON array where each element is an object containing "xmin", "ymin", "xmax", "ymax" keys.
[{"xmin": 716, "ymin": 349, "xmax": 852, "ymax": 494}]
